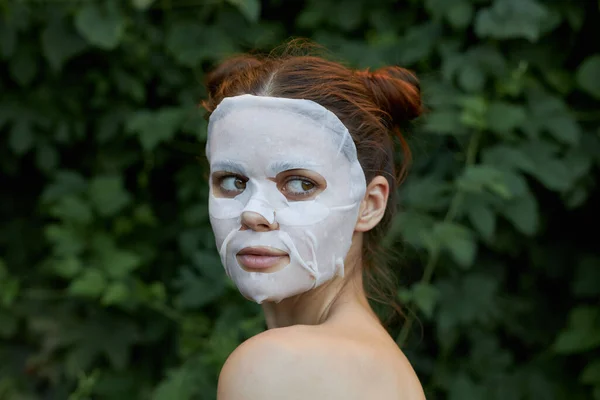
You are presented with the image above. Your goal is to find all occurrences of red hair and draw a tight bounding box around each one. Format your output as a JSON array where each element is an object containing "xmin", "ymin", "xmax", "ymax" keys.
[{"xmin": 202, "ymin": 41, "xmax": 423, "ymax": 324}]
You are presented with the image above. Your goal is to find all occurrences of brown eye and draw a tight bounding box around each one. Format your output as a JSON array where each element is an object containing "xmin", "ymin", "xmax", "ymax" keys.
[
  {"xmin": 220, "ymin": 176, "xmax": 246, "ymax": 195},
  {"xmin": 282, "ymin": 177, "xmax": 316, "ymax": 197},
  {"xmin": 301, "ymin": 181, "xmax": 314, "ymax": 191}
]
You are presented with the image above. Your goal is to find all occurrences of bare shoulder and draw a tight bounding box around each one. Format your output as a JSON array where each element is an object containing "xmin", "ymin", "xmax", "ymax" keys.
[{"xmin": 217, "ymin": 325, "xmax": 426, "ymax": 400}]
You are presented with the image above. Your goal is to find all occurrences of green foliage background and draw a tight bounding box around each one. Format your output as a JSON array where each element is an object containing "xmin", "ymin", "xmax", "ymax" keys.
[{"xmin": 1, "ymin": 0, "xmax": 599, "ymax": 399}]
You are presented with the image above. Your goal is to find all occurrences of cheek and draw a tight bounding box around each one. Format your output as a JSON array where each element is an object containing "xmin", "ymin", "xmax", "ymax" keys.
[
  {"xmin": 209, "ymin": 214, "xmax": 240, "ymax": 249},
  {"xmin": 276, "ymin": 201, "xmax": 330, "ymax": 225},
  {"xmin": 283, "ymin": 212, "xmax": 357, "ymax": 253},
  {"xmin": 209, "ymin": 196, "xmax": 244, "ymax": 220}
]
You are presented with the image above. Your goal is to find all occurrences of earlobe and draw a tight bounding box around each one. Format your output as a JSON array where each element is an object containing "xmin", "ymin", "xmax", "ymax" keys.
[{"xmin": 355, "ymin": 176, "xmax": 389, "ymax": 232}]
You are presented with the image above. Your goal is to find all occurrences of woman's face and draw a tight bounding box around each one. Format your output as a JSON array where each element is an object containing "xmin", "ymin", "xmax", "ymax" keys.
[{"xmin": 206, "ymin": 95, "xmax": 366, "ymax": 303}]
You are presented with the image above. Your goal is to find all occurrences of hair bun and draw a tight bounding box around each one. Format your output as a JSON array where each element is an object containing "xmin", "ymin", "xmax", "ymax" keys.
[
  {"xmin": 357, "ymin": 66, "xmax": 422, "ymax": 125},
  {"xmin": 205, "ymin": 55, "xmax": 263, "ymax": 99}
]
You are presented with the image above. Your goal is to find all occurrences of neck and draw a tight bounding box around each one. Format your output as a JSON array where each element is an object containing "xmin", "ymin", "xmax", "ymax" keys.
[{"xmin": 261, "ymin": 244, "xmax": 373, "ymax": 329}]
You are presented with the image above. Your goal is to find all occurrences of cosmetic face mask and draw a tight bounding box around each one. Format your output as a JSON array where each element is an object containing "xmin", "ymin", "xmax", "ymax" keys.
[{"xmin": 206, "ymin": 94, "xmax": 366, "ymax": 303}]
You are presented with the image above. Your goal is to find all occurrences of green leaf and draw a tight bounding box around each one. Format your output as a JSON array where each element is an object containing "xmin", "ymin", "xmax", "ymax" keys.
[
  {"xmin": 398, "ymin": 21, "xmax": 442, "ymax": 66},
  {"xmin": 581, "ymin": 360, "xmax": 600, "ymax": 385},
  {"xmin": 131, "ymin": 0, "xmax": 155, "ymax": 10},
  {"xmin": 102, "ymin": 282, "xmax": 130, "ymax": 306},
  {"xmin": 436, "ymin": 274, "xmax": 500, "ymax": 352},
  {"xmin": 9, "ymin": 45, "xmax": 37, "ymax": 86},
  {"xmin": 45, "ymin": 224, "xmax": 86, "ymax": 257},
  {"xmin": 433, "ymin": 222, "xmax": 477, "ymax": 268},
  {"xmin": 572, "ymin": 256, "xmax": 600, "ymax": 297},
  {"xmin": 190, "ymin": 250, "xmax": 224, "ymax": 281},
  {"xmin": 0, "ymin": 310, "xmax": 18, "ymax": 338},
  {"xmin": 487, "ymin": 102, "xmax": 526, "ymax": 135},
  {"xmin": 41, "ymin": 18, "xmax": 87, "ymax": 71},
  {"xmin": 553, "ymin": 306, "xmax": 600, "ymax": 354},
  {"xmin": 403, "ymin": 177, "xmax": 453, "ymax": 212},
  {"xmin": 459, "ymin": 95, "xmax": 488, "ymax": 130},
  {"xmin": 500, "ymin": 169, "xmax": 532, "ymax": 199},
  {"xmin": 330, "ymin": 1, "xmax": 364, "ymax": 31},
  {"xmin": 525, "ymin": 88, "xmax": 580, "ymax": 144},
  {"xmin": 49, "ymin": 195, "xmax": 93, "ymax": 225},
  {"xmin": 152, "ymin": 361, "xmax": 203, "ymax": 400},
  {"xmin": 125, "ymin": 108, "xmax": 187, "ymax": 150},
  {"xmin": 174, "ymin": 267, "xmax": 225, "ymax": 309},
  {"xmin": 448, "ymin": 373, "xmax": 486, "ymax": 400},
  {"xmin": 563, "ymin": 184, "xmax": 589, "ymax": 209},
  {"xmin": 412, "ymin": 282, "xmax": 440, "ymax": 319},
  {"xmin": 0, "ymin": 20, "xmax": 17, "ymax": 59},
  {"xmin": 543, "ymin": 69, "xmax": 573, "ymax": 95},
  {"xmin": 68, "ymin": 269, "xmax": 107, "ymax": 298},
  {"xmin": 456, "ymin": 165, "xmax": 512, "ymax": 199},
  {"xmin": 499, "ymin": 189, "xmax": 539, "ymax": 235},
  {"xmin": 113, "ymin": 68, "xmax": 145, "ymax": 102},
  {"xmin": 388, "ymin": 210, "xmax": 436, "ymax": 249},
  {"xmin": 465, "ymin": 195, "xmax": 496, "ymax": 240},
  {"xmin": 226, "ymin": 0, "xmax": 261, "ymax": 22},
  {"xmin": 424, "ymin": 0, "xmax": 462, "ymax": 18},
  {"xmin": 458, "ymin": 63, "xmax": 485, "ymax": 92},
  {"xmin": 423, "ymin": 109, "xmax": 465, "ymax": 135},
  {"xmin": 53, "ymin": 256, "xmax": 83, "ymax": 279},
  {"xmin": 101, "ymin": 250, "xmax": 142, "ymax": 279},
  {"xmin": 518, "ymin": 139, "xmax": 573, "ymax": 191},
  {"xmin": 447, "ymin": 2, "xmax": 473, "ymax": 29},
  {"xmin": 133, "ymin": 204, "xmax": 157, "ymax": 226},
  {"xmin": 64, "ymin": 316, "xmax": 138, "ymax": 374},
  {"xmin": 474, "ymin": 0, "xmax": 550, "ymax": 42},
  {"xmin": 544, "ymin": 115, "xmax": 581, "ymax": 145},
  {"xmin": 42, "ymin": 170, "xmax": 87, "ymax": 203},
  {"xmin": 49, "ymin": 196, "xmax": 93, "ymax": 225},
  {"xmin": 88, "ymin": 175, "xmax": 131, "ymax": 217},
  {"xmin": 482, "ymin": 145, "xmax": 536, "ymax": 172},
  {"xmin": 166, "ymin": 24, "xmax": 235, "ymax": 67},
  {"xmin": 0, "ymin": 259, "xmax": 7, "ymax": 280},
  {"xmin": 0, "ymin": 278, "xmax": 19, "ymax": 308},
  {"xmin": 8, "ymin": 120, "xmax": 34, "ymax": 155},
  {"xmin": 74, "ymin": 2, "xmax": 125, "ymax": 50},
  {"xmin": 576, "ymin": 55, "xmax": 600, "ymax": 99},
  {"xmin": 36, "ymin": 142, "xmax": 59, "ymax": 172},
  {"xmin": 165, "ymin": 23, "xmax": 206, "ymax": 67}
]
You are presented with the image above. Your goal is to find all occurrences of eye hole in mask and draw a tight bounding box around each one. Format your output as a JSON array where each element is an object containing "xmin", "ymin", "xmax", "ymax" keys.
[
  {"xmin": 276, "ymin": 169, "xmax": 326, "ymax": 201},
  {"xmin": 213, "ymin": 173, "xmax": 248, "ymax": 197},
  {"xmin": 211, "ymin": 169, "xmax": 327, "ymax": 201}
]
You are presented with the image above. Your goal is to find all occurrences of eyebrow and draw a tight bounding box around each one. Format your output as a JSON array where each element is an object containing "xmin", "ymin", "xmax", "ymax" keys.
[
  {"xmin": 211, "ymin": 160, "xmax": 247, "ymax": 175},
  {"xmin": 268, "ymin": 160, "xmax": 321, "ymax": 175}
]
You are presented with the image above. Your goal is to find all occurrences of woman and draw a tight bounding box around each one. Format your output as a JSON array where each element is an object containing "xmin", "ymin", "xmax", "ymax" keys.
[{"xmin": 202, "ymin": 43, "xmax": 426, "ymax": 399}]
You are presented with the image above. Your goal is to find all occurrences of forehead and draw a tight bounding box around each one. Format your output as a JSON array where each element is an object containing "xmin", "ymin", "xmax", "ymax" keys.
[{"xmin": 208, "ymin": 107, "xmax": 346, "ymax": 165}]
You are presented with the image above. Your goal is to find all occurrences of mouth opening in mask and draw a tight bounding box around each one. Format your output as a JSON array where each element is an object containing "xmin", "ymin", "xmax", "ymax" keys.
[{"xmin": 236, "ymin": 246, "xmax": 291, "ymax": 273}]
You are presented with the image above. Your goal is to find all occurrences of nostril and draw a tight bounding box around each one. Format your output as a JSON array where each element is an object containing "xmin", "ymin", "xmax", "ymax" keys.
[{"xmin": 240, "ymin": 211, "xmax": 276, "ymax": 232}]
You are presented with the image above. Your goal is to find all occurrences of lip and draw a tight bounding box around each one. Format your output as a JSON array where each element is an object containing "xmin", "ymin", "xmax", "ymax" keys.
[
  {"xmin": 237, "ymin": 246, "xmax": 288, "ymax": 256},
  {"xmin": 236, "ymin": 246, "xmax": 289, "ymax": 270}
]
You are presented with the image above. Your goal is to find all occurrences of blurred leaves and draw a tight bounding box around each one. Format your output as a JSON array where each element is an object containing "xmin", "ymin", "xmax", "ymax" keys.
[
  {"xmin": 0, "ymin": 0, "xmax": 598, "ymax": 399},
  {"xmin": 474, "ymin": 0, "xmax": 552, "ymax": 42},
  {"xmin": 576, "ymin": 54, "xmax": 600, "ymax": 99},
  {"xmin": 42, "ymin": 18, "xmax": 87, "ymax": 72},
  {"xmin": 74, "ymin": 2, "xmax": 126, "ymax": 50},
  {"xmin": 553, "ymin": 306, "xmax": 600, "ymax": 354},
  {"xmin": 226, "ymin": 0, "xmax": 261, "ymax": 23}
]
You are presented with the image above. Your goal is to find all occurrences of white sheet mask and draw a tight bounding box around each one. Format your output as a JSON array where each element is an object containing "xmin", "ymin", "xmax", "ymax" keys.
[{"xmin": 206, "ymin": 94, "xmax": 367, "ymax": 303}]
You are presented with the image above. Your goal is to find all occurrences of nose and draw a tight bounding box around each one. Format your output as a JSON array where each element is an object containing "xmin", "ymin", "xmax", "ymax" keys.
[{"xmin": 240, "ymin": 211, "xmax": 279, "ymax": 232}]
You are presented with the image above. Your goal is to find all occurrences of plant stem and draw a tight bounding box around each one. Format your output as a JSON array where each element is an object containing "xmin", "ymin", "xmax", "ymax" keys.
[{"xmin": 397, "ymin": 129, "xmax": 482, "ymax": 347}]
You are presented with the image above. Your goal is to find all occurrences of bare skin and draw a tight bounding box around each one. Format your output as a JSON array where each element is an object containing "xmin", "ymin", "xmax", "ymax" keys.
[{"xmin": 217, "ymin": 177, "xmax": 426, "ymax": 400}]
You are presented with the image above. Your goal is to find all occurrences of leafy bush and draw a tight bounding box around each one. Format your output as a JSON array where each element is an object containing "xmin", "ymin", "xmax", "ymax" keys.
[{"xmin": 0, "ymin": 0, "xmax": 599, "ymax": 399}]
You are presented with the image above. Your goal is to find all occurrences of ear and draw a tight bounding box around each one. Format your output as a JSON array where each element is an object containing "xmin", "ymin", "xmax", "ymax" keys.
[{"xmin": 355, "ymin": 176, "xmax": 389, "ymax": 232}]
